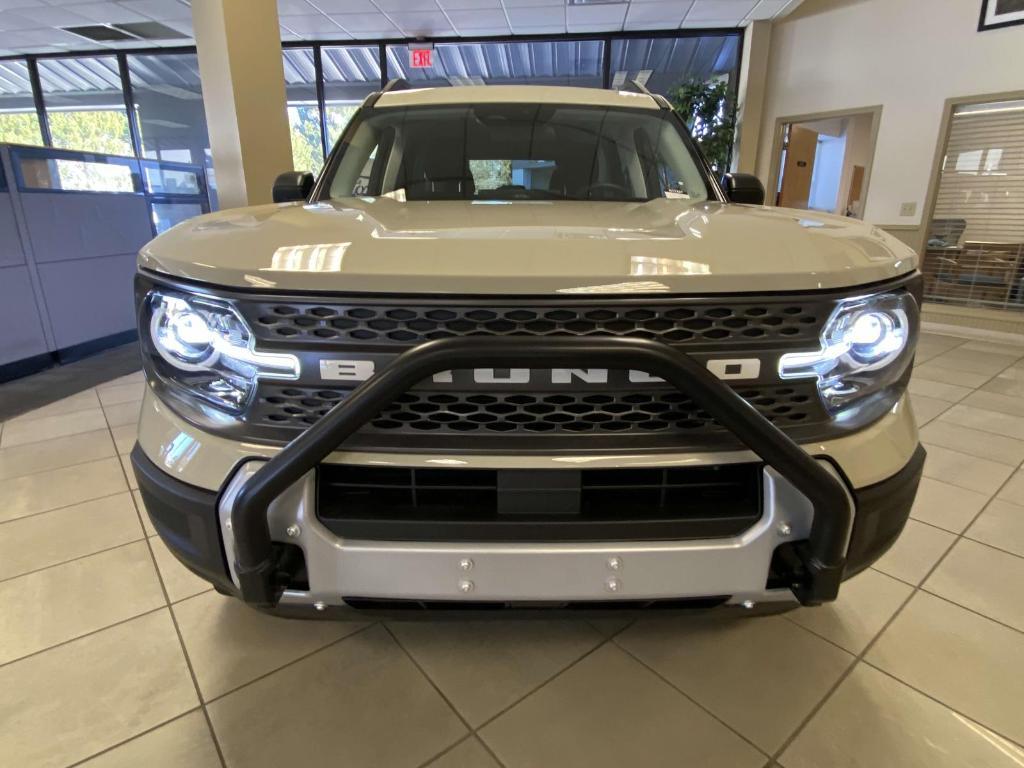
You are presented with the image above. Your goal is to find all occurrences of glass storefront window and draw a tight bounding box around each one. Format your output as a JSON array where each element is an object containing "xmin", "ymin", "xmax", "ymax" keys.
[
  {"xmin": 38, "ymin": 56, "xmax": 133, "ymax": 157},
  {"xmin": 282, "ymin": 47, "xmax": 323, "ymax": 176},
  {"xmin": 0, "ymin": 60, "xmax": 44, "ymax": 147},
  {"xmin": 922, "ymin": 99, "xmax": 1024, "ymax": 311},
  {"xmin": 386, "ymin": 40, "xmax": 605, "ymax": 89},
  {"xmin": 608, "ymin": 35, "xmax": 740, "ymax": 99},
  {"xmin": 15, "ymin": 149, "xmax": 138, "ymax": 194},
  {"xmin": 151, "ymin": 201, "xmax": 204, "ymax": 234},
  {"xmin": 322, "ymin": 45, "xmax": 380, "ymax": 147},
  {"xmin": 143, "ymin": 164, "xmax": 202, "ymax": 196},
  {"xmin": 127, "ymin": 53, "xmax": 211, "ymax": 167}
]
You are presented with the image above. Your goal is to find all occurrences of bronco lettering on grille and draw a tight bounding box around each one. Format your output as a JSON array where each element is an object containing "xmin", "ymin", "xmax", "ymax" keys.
[{"xmin": 318, "ymin": 359, "xmax": 762, "ymax": 383}]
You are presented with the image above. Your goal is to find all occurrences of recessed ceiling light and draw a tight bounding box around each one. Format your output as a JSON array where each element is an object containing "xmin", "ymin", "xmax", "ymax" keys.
[
  {"xmin": 567, "ymin": 0, "xmax": 628, "ymax": 5},
  {"xmin": 63, "ymin": 25, "xmax": 138, "ymax": 43},
  {"xmin": 115, "ymin": 22, "xmax": 189, "ymax": 41},
  {"xmin": 62, "ymin": 21, "xmax": 188, "ymax": 44}
]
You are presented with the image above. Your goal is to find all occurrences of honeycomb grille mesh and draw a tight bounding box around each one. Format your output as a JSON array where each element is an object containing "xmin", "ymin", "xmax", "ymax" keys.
[
  {"xmin": 253, "ymin": 384, "xmax": 820, "ymax": 435},
  {"xmin": 240, "ymin": 301, "xmax": 826, "ymax": 346}
]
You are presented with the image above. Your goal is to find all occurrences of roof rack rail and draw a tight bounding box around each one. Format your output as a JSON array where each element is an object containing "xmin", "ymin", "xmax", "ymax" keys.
[
  {"xmin": 627, "ymin": 78, "xmax": 653, "ymax": 97},
  {"xmin": 625, "ymin": 79, "xmax": 672, "ymax": 109},
  {"xmin": 381, "ymin": 78, "xmax": 411, "ymax": 93},
  {"xmin": 365, "ymin": 78, "xmax": 411, "ymax": 108}
]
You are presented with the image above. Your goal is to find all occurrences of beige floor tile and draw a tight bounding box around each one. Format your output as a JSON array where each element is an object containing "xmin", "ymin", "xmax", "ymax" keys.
[
  {"xmin": 388, "ymin": 619, "xmax": 603, "ymax": 727},
  {"xmin": 78, "ymin": 710, "xmax": 220, "ymax": 768},
  {"xmin": 787, "ymin": 569, "xmax": 912, "ymax": 654},
  {"xmin": 912, "ymin": 362, "xmax": 994, "ymax": 389},
  {"xmin": 919, "ymin": 420, "xmax": 1024, "ymax": 466},
  {"xmin": 924, "ymin": 539, "xmax": 1024, "ymax": 631},
  {"xmin": 910, "ymin": 394, "xmax": 952, "ymax": 425},
  {"xmin": 873, "ymin": 519, "xmax": 956, "ymax": 585},
  {"xmin": 0, "ymin": 429, "xmax": 116, "ymax": 482},
  {"xmin": 587, "ymin": 616, "xmax": 635, "ymax": 637},
  {"xmin": 97, "ymin": 381, "xmax": 147, "ymax": 407},
  {"xmin": 97, "ymin": 371, "xmax": 145, "ymax": 390},
  {"xmin": 427, "ymin": 737, "xmax": 501, "ymax": 768},
  {"xmin": 133, "ymin": 489, "xmax": 157, "ymax": 536},
  {"xmin": 780, "ymin": 663, "xmax": 1024, "ymax": 768},
  {"xmin": 908, "ymin": 377, "xmax": 973, "ymax": 403},
  {"xmin": 174, "ymin": 590, "xmax": 368, "ymax": 701},
  {"xmin": 103, "ymin": 399, "xmax": 143, "ymax": 428},
  {"xmin": 914, "ymin": 333, "xmax": 965, "ymax": 363},
  {"xmin": 5, "ymin": 389, "xmax": 100, "ymax": 424},
  {"xmin": 926, "ymin": 347, "xmax": 1020, "ymax": 376},
  {"xmin": 0, "ymin": 407, "xmax": 108, "ymax": 448},
  {"xmin": 0, "ymin": 609, "xmax": 197, "ymax": 768},
  {"xmin": 110, "ymin": 423, "xmax": 138, "ymax": 454},
  {"xmin": 956, "ymin": 339, "xmax": 1024, "ymax": 357},
  {"xmin": 208, "ymin": 624, "xmax": 467, "ymax": 768},
  {"xmin": 148, "ymin": 534, "xmax": 213, "ymax": 603},
  {"xmin": 909, "ymin": 477, "xmax": 990, "ymax": 533},
  {"xmin": 0, "ymin": 541, "xmax": 165, "ymax": 665},
  {"xmin": 480, "ymin": 642, "xmax": 765, "ymax": 768},
  {"xmin": 980, "ymin": 363, "xmax": 1024, "ymax": 398},
  {"xmin": 616, "ymin": 615, "xmax": 852, "ymax": 753},
  {"xmin": 921, "ymin": 443, "xmax": 1014, "ymax": 495},
  {"xmin": 997, "ymin": 467, "xmax": 1024, "ymax": 505},
  {"xmin": 0, "ymin": 492, "xmax": 143, "ymax": 581},
  {"xmin": 0, "ymin": 456, "xmax": 127, "ymax": 523},
  {"xmin": 940, "ymin": 404, "xmax": 1024, "ymax": 440},
  {"xmin": 867, "ymin": 592, "xmax": 1024, "ymax": 746},
  {"xmin": 963, "ymin": 389, "xmax": 1024, "ymax": 418},
  {"xmin": 967, "ymin": 498, "xmax": 1024, "ymax": 557},
  {"xmin": 120, "ymin": 453, "xmax": 137, "ymax": 489}
]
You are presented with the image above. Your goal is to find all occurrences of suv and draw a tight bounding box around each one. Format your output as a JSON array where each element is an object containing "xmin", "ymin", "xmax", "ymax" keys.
[{"xmin": 131, "ymin": 84, "xmax": 924, "ymax": 616}]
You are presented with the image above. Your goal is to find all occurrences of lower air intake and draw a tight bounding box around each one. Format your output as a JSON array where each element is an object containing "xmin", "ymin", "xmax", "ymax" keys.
[{"xmin": 316, "ymin": 463, "xmax": 763, "ymax": 542}]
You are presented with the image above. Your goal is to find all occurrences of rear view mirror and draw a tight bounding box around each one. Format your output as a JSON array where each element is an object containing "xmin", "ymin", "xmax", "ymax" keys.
[
  {"xmin": 273, "ymin": 171, "xmax": 314, "ymax": 203},
  {"xmin": 721, "ymin": 173, "xmax": 765, "ymax": 206}
]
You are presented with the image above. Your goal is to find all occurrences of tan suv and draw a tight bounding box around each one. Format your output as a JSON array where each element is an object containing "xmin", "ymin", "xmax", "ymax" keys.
[{"xmin": 131, "ymin": 84, "xmax": 924, "ymax": 616}]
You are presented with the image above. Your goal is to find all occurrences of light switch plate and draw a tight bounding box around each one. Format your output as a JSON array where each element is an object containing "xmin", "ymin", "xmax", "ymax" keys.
[{"xmin": 899, "ymin": 202, "xmax": 917, "ymax": 217}]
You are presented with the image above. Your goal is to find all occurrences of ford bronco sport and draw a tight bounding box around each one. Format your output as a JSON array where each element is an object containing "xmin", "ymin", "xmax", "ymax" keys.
[{"xmin": 131, "ymin": 84, "xmax": 924, "ymax": 616}]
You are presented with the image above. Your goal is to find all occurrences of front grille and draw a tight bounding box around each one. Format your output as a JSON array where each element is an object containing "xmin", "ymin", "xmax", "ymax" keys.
[
  {"xmin": 240, "ymin": 300, "xmax": 826, "ymax": 347},
  {"xmin": 255, "ymin": 383, "xmax": 820, "ymax": 435},
  {"xmin": 221, "ymin": 289, "xmax": 851, "ymax": 449},
  {"xmin": 316, "ymin": 463, "xmax": 763, "ymax": 542}
]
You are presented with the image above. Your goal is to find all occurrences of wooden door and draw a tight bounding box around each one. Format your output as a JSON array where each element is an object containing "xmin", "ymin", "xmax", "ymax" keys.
[
  {"xmin": 777, "ymin": 125, "xmax": 818, "ymax": 209},
  {"xmin": 846, "ymin": 164, "xmax": 865, "ymax": 216}
]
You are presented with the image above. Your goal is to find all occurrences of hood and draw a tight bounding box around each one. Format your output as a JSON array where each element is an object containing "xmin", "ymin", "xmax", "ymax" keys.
[{"xmin": 140, "ymin": 198, "xmax": 918, "ymax": 295}]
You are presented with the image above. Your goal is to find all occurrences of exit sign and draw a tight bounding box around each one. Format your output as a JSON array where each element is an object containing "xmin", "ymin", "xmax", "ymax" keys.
[{"xmin": 410, "ymin": 48, "xmax": 433, "ymax": 68}]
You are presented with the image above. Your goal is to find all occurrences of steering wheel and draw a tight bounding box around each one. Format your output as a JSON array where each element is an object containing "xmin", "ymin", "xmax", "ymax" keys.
[
  {"xmin": 491, "ymin": 184, "xmax": 532, "ymax": 200},
  {"xmin": 583, "ymin": 182, "xmax": 633, "ymax": 200}
]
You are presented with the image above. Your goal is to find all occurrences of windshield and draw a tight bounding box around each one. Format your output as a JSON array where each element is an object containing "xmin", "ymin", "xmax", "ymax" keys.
[{"xmin": 324, "ymin": 103, "xmax": 713, "ymax": 203}]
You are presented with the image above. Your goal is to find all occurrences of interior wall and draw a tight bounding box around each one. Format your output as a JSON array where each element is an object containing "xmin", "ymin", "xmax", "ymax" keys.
[{"xmin": 755, "ymin": 0, "xmax": 1024, "ymax": 236}]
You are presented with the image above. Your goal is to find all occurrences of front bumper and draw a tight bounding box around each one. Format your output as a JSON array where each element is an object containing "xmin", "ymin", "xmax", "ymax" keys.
[
  {"xmin": 132, "ymin": 441, "xmax": 924, "ymax": 613},
  {"xmin": 133, "ymin": 336, "xmax": 924, "ymax": 613}
]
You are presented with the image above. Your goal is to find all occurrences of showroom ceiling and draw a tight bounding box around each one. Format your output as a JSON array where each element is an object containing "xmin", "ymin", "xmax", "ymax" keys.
[{"xmin": 0, "ymin": 0, "xmax": 802, "ymax": 56}]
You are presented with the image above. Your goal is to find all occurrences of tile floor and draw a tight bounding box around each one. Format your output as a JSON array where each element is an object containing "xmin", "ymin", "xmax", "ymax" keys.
[{"xmin": 1, "ymin": 332, "xmax": 1024, "ymax": 767}]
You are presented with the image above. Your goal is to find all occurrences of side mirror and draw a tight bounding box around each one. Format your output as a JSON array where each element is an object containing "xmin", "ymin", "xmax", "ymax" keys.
[
  {"xmin": 273, "ymin": 171, "xmax": 314, "ymax": 203},
  {"xmin": 721, "ymin": 173, "xmax": 765, "ymax": 205}
]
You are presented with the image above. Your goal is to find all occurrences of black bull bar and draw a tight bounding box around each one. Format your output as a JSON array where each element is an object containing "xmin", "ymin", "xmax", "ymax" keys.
[{"xmin": 229, "ymin": 336, "xmax": 852, "ymax": 608}]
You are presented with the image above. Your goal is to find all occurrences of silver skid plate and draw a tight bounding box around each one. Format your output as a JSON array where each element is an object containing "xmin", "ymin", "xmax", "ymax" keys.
[{"xmin": 219, "ymin": 461, "xmax": 851, "ymax": 607}]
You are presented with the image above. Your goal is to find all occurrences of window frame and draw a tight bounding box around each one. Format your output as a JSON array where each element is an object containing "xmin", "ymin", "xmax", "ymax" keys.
[{"xmin": 0, "ymin": 27, "xmax": 744, "ymax": 170}]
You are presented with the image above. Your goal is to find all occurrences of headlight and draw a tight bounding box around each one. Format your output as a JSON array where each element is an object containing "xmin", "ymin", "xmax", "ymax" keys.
[
  {"xmin": 779, "ymin": 292, "xmax": 917, "ymax": 417},
  {"xmin": 144, "ymin": 291, "xmax": 298, "ymax": 415}
]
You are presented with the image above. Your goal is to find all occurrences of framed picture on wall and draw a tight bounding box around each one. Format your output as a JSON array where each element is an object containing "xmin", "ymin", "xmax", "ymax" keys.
[{"xmin": 979, "ymin": 0, "xmax": 1024, "ymax": 30}]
